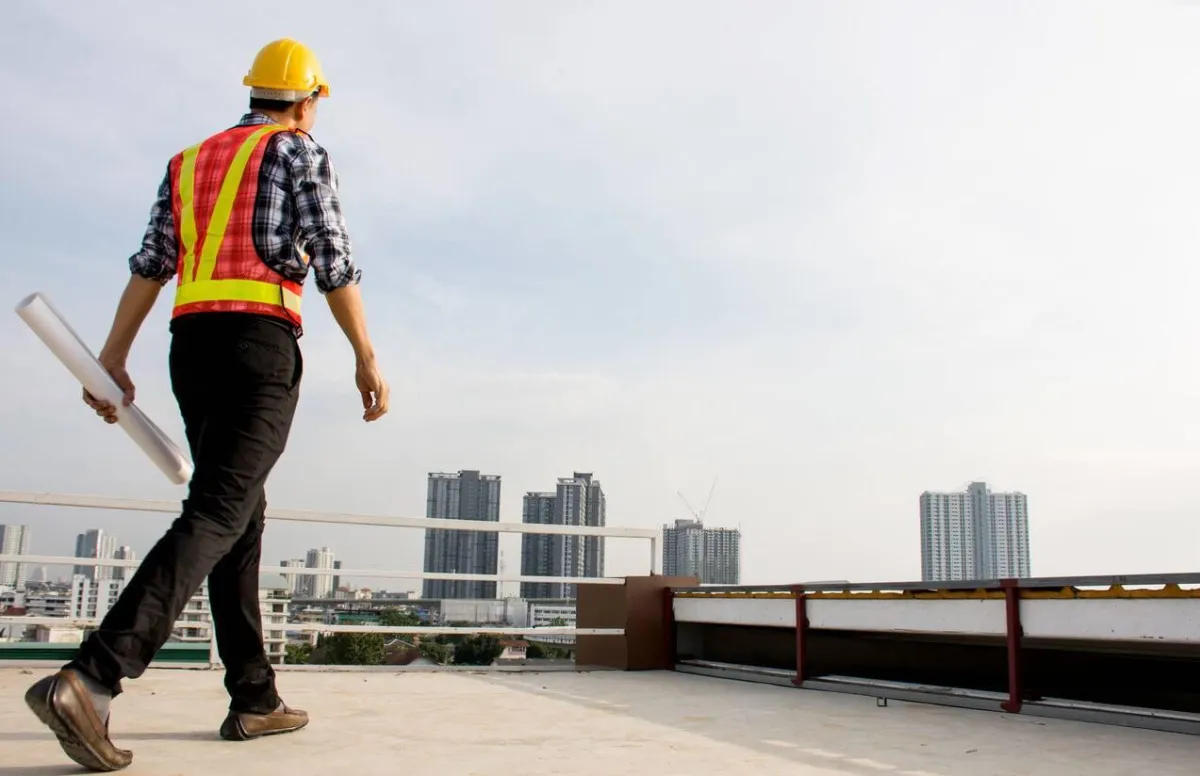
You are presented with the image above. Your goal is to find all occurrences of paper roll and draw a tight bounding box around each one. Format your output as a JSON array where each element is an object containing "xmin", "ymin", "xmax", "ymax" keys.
[{"xmin": 14, "ymin": 292, "xmax": 193, "ymax": 485}]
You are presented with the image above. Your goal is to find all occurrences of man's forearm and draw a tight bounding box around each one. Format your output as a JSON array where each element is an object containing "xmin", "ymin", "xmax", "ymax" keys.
[
  {"xmin": 325, "ymin": 284, "xmax": 376, "ymax": 363},
  {"xmin": 99, "ymin": 275, "xmax": 164, "ymax": 363}
]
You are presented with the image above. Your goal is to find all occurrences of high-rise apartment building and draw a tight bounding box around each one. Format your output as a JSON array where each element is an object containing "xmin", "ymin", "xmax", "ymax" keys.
[
  {"xmin": 423, "ymin": 470, "xmax": 501, "ymax": 599},
  {"xmin": 0, "ymin": 525, "xmax": 31, "ymax": 589},
  {"xmin": 70, "ymin": 575, "xmax": 127, "ymax": 620},
  {"xmin": 304, "ymin": 547, "xmax": 336, "ymax": 599},
  {"xmin": 280, "ymin": 559, "xmax": 306, "ymax": 595},
  {"xmin": 919, "ymin": 481, "xmax": 1031, "ymax": 582},
  {"xmin": 520, "ymin": 473, "xmax": 607, "ymax": 600},
  {"xmin": 113, "ymin": 546, "xmax": 138, "ymax": 581},
  {"xmin": 520, "ymin": 492, "xmax": 556, "ymax": 599},
  {"xmin": 662, "ymin": 519, "xmax": 741, "ymax": 584},
  {"xmin": 581, "ymin": 473, "xmax": 606, "ymax": 583},
  {"xmin": 74, "ymin": 529, "xmax": 116, "ymax": 582}
]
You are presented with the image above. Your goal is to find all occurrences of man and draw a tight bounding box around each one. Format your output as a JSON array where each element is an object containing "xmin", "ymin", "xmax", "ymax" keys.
[{"xmin": 24, "ymin": 38, "xmax": 389, "ymax": 772}]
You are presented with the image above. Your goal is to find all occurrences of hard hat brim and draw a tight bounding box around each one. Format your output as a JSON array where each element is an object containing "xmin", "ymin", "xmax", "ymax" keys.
[{"xmin": 244, "ymin": 79, "xmax": 331, "ymax": 100}]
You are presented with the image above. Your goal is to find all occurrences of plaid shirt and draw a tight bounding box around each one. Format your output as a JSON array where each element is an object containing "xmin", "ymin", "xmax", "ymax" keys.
[{"xmin": 129, "ymin": 112, "xmax": 361, "ymax": 295}]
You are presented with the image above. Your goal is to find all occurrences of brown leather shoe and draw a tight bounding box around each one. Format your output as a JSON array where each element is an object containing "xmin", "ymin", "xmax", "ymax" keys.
[
  {"xmin": 24, "ymin": 669, "xmax": 133, "ymax": 772},
  {"xmin": 219, "ymin": 700, "xmax": 308, "ymax": 741}
]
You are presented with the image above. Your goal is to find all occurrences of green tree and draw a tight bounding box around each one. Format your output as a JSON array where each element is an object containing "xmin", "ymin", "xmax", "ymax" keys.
[
  {"xmin": 434, "ymin": 623, "xmax": 474, "ymax": 646},
  {"xmin": 419, "ymin": 641, "xmax": 452, "ymax": 665},
  {"xmin": 525, "ymin": 642, "xmax": 547, "ymax": 659},
  {"xmin": 378, "ymin": 609, "xmax": 421, "ymax": 627},
  {"xmin": 550, "ymin": 617, "xmax": 567, "ymax": 627},
  {"xmin": 285, "ymin": 642, "xmax": 313, "ymax": 665},
  {"xmin": 322, "ymin": 633, "xmax": 385, "ymax": 665},
  {"xmin": 452, "ymin": 634, "xmax": 504, "ymax": 666}
]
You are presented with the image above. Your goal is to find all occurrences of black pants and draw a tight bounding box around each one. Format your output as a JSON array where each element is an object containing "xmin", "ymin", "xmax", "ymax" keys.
[{"xmin": 68, "ymin": 313, "xmax": 302, "ymax": 713}]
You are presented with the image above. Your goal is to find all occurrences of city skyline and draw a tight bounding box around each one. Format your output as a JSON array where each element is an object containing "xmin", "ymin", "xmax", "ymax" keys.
[
  {"xmin": 5, "ymin": 475, "xmax": 1044, "ymax": 596},
  {"xmin": 0, "ymin": 466, "xmax": 723, "ymax": 597}
]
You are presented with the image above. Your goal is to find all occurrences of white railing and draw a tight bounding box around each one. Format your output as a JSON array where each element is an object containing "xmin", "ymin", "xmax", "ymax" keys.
[{"xmin": 0, "ymin": 490, "xmax": 661, "ymax": 668}]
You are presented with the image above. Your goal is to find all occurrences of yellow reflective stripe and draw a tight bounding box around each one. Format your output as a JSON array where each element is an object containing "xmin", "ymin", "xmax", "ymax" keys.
[
  {"xmin": 177, "ymin": 144, "xmax": 200, "ymax": 282},
  {"xmin": 194, "ymin": 125, "xmax": 283, "ymax": 283},
  {"xmin": 174, "ymin": 279, "xmax": 302, "ymax": 314}
]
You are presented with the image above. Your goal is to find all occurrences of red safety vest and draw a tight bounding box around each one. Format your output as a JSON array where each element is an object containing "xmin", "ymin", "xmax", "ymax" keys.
[{"xmin": 168, "ymin": 124, "xmax": 304, "ymax": 326}]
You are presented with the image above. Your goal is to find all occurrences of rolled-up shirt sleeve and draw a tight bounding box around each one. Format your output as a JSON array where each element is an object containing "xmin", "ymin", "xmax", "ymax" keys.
[
  {"xmin": 128, "ymin": 164, "xmax": 178, "ymax": 284},
  {"xmin": 289, "ymin": 141, "xmax": 361, "ymax": 293}
]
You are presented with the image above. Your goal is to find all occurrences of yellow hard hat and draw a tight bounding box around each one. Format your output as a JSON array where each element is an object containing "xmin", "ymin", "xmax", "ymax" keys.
[{"xmin": 243, "ymin": 38, "xmax": 330, "ymax": 101}]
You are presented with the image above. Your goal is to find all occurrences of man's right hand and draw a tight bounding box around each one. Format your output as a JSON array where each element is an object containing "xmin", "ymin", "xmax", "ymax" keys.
[
  {"xmin": 83, "ymin": 358, "xmax": 136, "ymax": 425},
  {"xmin": 324, "ymin": 284, "xmax": 388, "ymax": 422},
  {"xmin": 356, "ymin": 357, "xmax": 389, "ymax": 422}
]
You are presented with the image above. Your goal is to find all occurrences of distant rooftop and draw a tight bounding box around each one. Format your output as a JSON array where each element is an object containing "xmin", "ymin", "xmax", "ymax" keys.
[{"xmin": 2, "ymin": 668, "xmax": 1196, "ymax": 775}]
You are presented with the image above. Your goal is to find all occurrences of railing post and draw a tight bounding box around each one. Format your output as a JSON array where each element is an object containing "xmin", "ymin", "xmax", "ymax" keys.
[
  {"xmin": 791, "ymin": 585, "xmax": 808, "ymax": 686},
  {"xmin": 1000, "ymin": 579, "xmax": 1024, "ymax": 713},
  {"xmin": 209, "ymin": 631, "xmax": 220, "ymax": 670},
  {"xmin": 662, "ymin": 585, "xmax": 677, "ymax": 670}
]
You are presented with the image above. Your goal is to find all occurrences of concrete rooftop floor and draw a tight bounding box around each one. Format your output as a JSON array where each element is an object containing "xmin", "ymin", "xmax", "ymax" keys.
[{"xmin": 1, "ymin": 667, "xmax": 1198, "ymax": 776}]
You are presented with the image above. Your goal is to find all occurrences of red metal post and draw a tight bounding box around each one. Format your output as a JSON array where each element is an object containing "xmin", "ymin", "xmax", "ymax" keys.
[
  {"xmin": 662, "ymin": 586, "xmax": 677, "ymax": 671},
  {"xmin": 1000, "ymin": 579, "xmax": 1024, "ymax": 713},
  {"xmin": 791, "ymin": 585, "xmax": 808, "ymax": 686}
]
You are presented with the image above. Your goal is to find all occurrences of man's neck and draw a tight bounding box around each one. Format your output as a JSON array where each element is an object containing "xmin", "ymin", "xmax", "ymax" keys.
[{"xmin": 253, "ymin": 110, "xmax": 299, "ymax": 129}]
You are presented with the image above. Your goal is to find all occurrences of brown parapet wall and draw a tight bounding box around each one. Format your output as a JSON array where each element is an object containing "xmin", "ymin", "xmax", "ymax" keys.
[{"xmin": 576, "ymin": 575, "xmax": 698, "ymax": 670}]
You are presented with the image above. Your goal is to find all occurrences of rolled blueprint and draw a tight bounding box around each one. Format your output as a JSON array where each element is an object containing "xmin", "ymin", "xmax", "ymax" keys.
[{"xmin": 15, "ymin": 292, "xmax": 193, "ymax": 485}]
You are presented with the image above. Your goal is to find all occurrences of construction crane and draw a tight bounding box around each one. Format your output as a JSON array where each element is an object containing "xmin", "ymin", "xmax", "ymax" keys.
[{"xmin": 677, "ymin": 477, "xmax": 718, "ymax": 524}]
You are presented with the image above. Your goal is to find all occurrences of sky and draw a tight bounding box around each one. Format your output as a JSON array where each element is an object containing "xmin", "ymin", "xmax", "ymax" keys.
[{"xmin": 2, "ymin": 0, "xmax": 1200, "ymax": 592}]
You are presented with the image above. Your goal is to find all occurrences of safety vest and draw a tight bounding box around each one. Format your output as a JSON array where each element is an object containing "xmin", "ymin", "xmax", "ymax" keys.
[{"xmin": 168, "ymin": 124, "xmax": 304, "ymax": 326}]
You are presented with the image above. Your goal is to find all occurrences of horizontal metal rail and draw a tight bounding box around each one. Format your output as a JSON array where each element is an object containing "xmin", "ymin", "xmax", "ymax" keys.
[
  {"xmin": 0, "ymin": 616, "xmax": 614, "ymax": 638},
  {"xmin": 286, "ymin": 597, "xmax": 579, "ymax": 607},
  {"xmin": 0, "ymin": 491, "xmax": 659, "ymax": 539},
  {"xmin": 0, "ymin": 615, "xmax": 211, "ymax": 631},
  {"xmin": 0, "ymin": 555, "xmax": 142, "ymax": 570},
  {"xmin": 280, "ymin": 623, "xmax": 618, "ymax": 636},
  {"xmin": 0, "ymin": 553, "xmax": 626, "ymax": 586},
  {"xmin": 671, "ymin": 572, "xmax": 1200, "ymax": 595}
]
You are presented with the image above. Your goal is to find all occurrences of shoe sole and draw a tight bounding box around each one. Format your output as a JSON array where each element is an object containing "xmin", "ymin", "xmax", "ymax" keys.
[
  {"xmin": 25, "ymin": 680, "xmax": 127, "ymax": 772},
  {"xmin": 220, "ymin": 715, "xmax": 308, "ymax": 742}
]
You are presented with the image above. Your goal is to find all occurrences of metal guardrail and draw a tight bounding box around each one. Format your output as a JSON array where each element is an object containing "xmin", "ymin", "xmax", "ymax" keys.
[
  {"xmin": 0, "ymin": 490, "xmax": 659, "ymax": 539},
  {"xmin": 1, "ymin": 553, "xmax": 626, "ymax": 587},
  {"xmin": 670, "ymin": 571, "xmax": 1200, "ymax": 595},
  {"xmin": 3, "ymin": 616, "xmax": 210, "ymax": 631},
  {"xmin": 0, "ymin": 489, "xmax": 661, "ymax": 584},
  {"xmin": 0, "ymin": 490, "xmax": 653, "ymax": 667}
]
